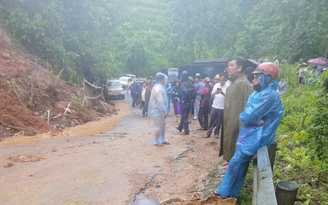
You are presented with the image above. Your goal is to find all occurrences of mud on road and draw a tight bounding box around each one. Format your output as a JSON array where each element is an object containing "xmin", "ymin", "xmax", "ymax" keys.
[{"xmin": 0, "ymin": 93, "xmax": 223, "ymax": 205}]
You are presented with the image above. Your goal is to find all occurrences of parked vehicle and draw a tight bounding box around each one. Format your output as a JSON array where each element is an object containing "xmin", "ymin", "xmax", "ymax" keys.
[
  {"xmin": 126, "ymin": 74, "xmax": 136, "ymax": 81},
  {"xmin": 119, "ymin": 76, "xmax": 133, "ymax": 89},
  {"xmin": 105, "ymin": 80, "xmax": 125, "ymax": 100},
  {"xmin": 135, "ymin": 77, "xmax": 147, "ymax": 84}
]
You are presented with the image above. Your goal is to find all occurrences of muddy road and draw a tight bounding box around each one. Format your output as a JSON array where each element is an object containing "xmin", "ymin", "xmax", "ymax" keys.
[{"xmin": 0, "ymin": 92, "xmax": 222, "ymax": 205}]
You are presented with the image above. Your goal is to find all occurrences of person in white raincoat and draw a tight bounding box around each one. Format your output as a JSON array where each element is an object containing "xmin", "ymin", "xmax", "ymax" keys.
[{"xmin": 148, "ymin": 72, "xmax": 170, "ymax": 146}]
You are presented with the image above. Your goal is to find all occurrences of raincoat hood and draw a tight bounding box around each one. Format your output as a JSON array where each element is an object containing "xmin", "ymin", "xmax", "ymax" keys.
[
  {"xmin": 155, "ymin": 72, "xmax": 168, "ymax": 85},
  {"xmin": 237, "ymin": 80, "xmax": 283, "ymax": 157},
  {"xmin": 257, "ymin": 74, "xmax": 278, "ymax": 92}
]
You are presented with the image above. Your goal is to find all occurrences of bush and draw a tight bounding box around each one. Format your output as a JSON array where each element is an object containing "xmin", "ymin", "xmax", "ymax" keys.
[{"xmin": 275, "ymin": 71, "xmax": 328, "ymax": 204}]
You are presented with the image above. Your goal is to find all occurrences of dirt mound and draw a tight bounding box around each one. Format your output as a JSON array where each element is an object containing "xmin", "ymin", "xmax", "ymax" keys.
[
  {"xmin": 0, "ymin": 22, "xmax": 115, "ymax": 141},
  {"xmin": 0, "ymin": 89, "xmax": 55, "ymax": 132},
  {"xmin": 180, "ymin": 197, "xmax": 236, "ymax": 205}
]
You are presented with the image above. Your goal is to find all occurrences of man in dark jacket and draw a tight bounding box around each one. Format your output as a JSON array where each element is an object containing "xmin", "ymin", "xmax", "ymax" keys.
[
  {"xmin": 198, "ymin": 77, "xmax": 211, "ymax": 130},
  {"xmin": 177, "ymin": 71, "xmax": 196, "ymax": 135}
]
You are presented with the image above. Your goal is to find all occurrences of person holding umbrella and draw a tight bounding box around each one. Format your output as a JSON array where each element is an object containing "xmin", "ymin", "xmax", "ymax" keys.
[{"xmin": 307, "ymin": 58, "xmax": 326, "ymax": 78}]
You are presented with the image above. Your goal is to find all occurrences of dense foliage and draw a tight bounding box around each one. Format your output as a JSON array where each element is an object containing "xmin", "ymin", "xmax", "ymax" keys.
[
  {"xmin": 1, "ymin": 0, "xmax": 328, "ymax": 82},
  {"xmin": 274, "ymin": 67, "xmax": 328, "ymax": 204}
]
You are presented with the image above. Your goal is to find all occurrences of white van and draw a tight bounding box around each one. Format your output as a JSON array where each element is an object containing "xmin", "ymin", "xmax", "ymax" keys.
[{"xmin": 119, "ymin": 76, "xmax": 133, "ymax": 89}]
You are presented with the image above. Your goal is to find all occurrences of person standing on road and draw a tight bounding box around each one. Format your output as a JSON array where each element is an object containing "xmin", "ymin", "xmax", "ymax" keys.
[
  {"xmin": 214, "ymin": 62, "xmax": 283, "ymax": 199},
  {"xmin": 165, "ymin": 83, "xmax": 172, "ymax": 115},
  {"xmin": 194, "ymin": 73, "xmax": 204, "ymax": 120},
  {"xmin": 172, "ymin": 80, "xmax": 182, "ymax": 123},
  {"xmin": 139, "ymin": 81, "xmax": 151, "ymax": 117},
  {"xmin": 148, "ymin": 73, "xmax": 170, "ymax": 146},
  {"xmin": 221, "ymin": 57, "xmax": 253, "ymax": 168},
  {"xmin": 197, "ymin": 77, "xmax": 211, "ymax": 130},
  {"xmin": 204, "ymin": 73, "xmax": 230, "ymax": 140},
  {"xmin": 188, "ymin": 76, "xmax": 196, "ymax": 123},
  {"xmin": 130, "ymin": 82, "xmax": 138, "ymax": 107},
  {"xmin": 177, "ymin": 71, "xmax": 196, "ymax": 135}
]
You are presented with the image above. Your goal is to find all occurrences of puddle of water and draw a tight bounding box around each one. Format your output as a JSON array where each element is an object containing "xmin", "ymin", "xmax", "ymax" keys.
[{"xmin": 0, "ymin": 102, "xmax": 132, "ymax": 147}]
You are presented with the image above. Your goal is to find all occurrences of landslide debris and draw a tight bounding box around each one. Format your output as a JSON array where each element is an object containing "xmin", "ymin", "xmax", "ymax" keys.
[{"xmin": 0, "ymin": 20, "xmax": 114, "ymax": 141}]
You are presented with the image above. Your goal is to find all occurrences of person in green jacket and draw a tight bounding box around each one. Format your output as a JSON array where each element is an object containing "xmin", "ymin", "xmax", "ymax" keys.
[{"xmin": 221, "ymin": 57, "xmax": 253, "ymax": 169}]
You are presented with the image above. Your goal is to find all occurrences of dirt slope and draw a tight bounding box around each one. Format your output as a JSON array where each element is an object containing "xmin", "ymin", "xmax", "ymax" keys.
[{"xmin": 0, "ymin": 20, "xmax": 114, "ymax": 141}]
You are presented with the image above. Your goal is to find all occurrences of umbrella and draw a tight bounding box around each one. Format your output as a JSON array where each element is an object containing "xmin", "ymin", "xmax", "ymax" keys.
[
  {"xmin": 317, "ymin": 57, "xmax": 328, "ymax": 65},
  {"xmin": 307, "ymin": 58, "xmax": 326, "ymax": 65}
]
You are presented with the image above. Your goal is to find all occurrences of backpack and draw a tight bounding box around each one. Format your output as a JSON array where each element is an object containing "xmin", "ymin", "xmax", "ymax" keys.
[{"xmin": 187, "ymin": 83, "xmax": 197, "ymax": 100}]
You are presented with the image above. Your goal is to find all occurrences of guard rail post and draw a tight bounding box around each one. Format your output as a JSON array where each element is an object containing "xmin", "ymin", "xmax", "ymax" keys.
[{"xmin": 252, "ymin": 145, "xmax": 277, "ymax": 205}]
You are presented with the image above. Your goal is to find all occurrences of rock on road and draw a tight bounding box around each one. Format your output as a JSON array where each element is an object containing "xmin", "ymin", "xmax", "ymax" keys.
[{"xmin": 0, "ymin": 91, "xmax": 222, "ymax": 205}]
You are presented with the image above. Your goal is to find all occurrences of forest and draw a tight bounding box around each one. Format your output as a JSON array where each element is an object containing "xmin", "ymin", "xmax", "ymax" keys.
[
  {"xmin": 1, "ymin": 0, "xmax": 328, "ymax": 82},
  {"xmin": 1, "ymin": 0, "xmax": 328, "ymax": 204}
]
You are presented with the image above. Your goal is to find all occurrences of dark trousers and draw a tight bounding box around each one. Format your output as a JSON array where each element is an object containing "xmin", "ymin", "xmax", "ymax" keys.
[
  {"xmin": 132, "ymin": 94, "xmax": 137, "ymax": 107},
  {"xmin": 142, "ymin": 101, "xmax": 146, "ymax": 116},
  {"xmin": 207, "ymin": 108, "xmax": 223, "ymax": 136},
  {"xmin": 198, "ymin": 106, "xmax": 209, "ymax": 129},
  {"xmin": 178, "ymin": 101, "xmax": 191, "ymax": 134}
]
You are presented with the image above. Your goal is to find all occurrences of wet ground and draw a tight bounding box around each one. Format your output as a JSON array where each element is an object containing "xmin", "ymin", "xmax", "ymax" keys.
[{"xmin": 0, "ymin": 92, "xmax": 222, "ymax": 205}]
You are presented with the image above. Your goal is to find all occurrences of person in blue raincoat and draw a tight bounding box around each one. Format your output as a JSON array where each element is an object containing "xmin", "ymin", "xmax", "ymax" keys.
[
  {"xmin": 165, "ymin": 83, "xmax": 172, "ymax": 114},
  {"xmin": 130, "ymin": 82, "xmax": 138, "ymax": 107},
  {"xmin": 214, "ymin": 62, "xmax": 283, "ymax": 199},
  {"xmin": 148, "ymin": 73, "xmax": 170, "ymax": 146}
]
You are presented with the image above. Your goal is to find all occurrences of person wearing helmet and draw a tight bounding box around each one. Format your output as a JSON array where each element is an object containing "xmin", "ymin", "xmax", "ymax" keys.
[
  {"xmin": 214, "ymin": 62, "xmax": 283, "ymax": 199},
  {"xmin": 147, "ymin": 72, "xmax": 170, "ymax": 146},
  {"xmin": 197, "ymin": 77, "xmax": 211, "ymax": 130},
  {"xmin": 194, "ymin": 73, "xmax": 204, "ymax": 120},
  {"xmin": 177, "ymin": 71, "xmax": 196, "ymax": 135}
]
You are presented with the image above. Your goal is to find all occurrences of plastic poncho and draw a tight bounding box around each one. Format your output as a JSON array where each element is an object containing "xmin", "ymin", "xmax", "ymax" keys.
[
  {"xmin": 147, "ymin": 73, "xmax": 168, "ymax": 118},
  {"xmin": 216, "ymin": 74, "xmax": 283, "ymax": 198},
  {"xmin": 237, "ymin": 75, "xmax": 283, "ymax": 156}
]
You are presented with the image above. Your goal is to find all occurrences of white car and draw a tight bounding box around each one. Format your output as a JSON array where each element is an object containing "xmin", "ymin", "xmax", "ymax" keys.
[
  {"xmin": 119, "ymin": 76, "xmax": 133, "ymax": 89},
  {"xmin": 105, "ymin": 80, "xmax": 125, "ymax": 100}
]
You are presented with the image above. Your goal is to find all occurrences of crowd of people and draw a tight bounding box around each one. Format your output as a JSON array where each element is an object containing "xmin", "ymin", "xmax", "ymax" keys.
[
  {"xmin": 141, "ymin": 57, "xmax": 283, "ymax": 200},
  {"xmin": 297, "ymin": 58, "xmax": 327, "ymax": 85},
  {"xmin": 129, "ymin": 56, "xmax": 328, "ymax": 203}
]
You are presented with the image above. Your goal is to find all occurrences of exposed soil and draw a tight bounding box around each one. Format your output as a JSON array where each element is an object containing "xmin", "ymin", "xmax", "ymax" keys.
[
  {"xmin": 0, "ymin": 19, "xmax": 114, "ymax": 141},
  {"xmin": 181, "ymin": 197, "xmax": 236, "ymax": 205}
]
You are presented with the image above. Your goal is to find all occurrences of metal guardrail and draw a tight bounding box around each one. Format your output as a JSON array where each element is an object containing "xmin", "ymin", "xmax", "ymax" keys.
[{"xmin": 252, "ymin": 142, "xmax": 278, "ymax": 205}]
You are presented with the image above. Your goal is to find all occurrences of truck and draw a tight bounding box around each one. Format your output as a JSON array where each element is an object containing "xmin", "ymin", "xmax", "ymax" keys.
[{"xmin": 177, "ymin": 58, "xmax": 259, "ymax": 80}]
